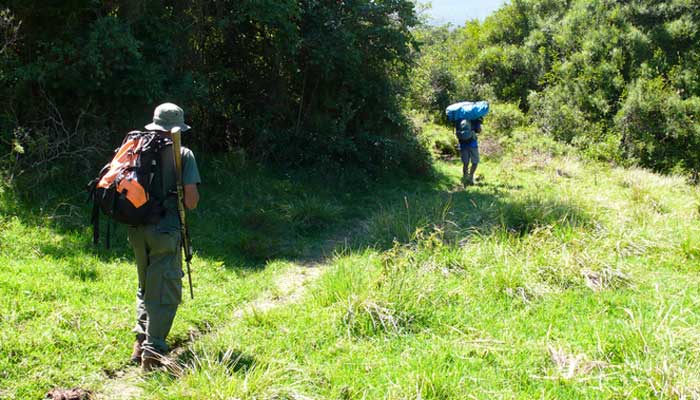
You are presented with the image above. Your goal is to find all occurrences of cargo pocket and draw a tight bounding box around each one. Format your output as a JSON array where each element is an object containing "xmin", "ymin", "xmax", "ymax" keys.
[{"xmin": 161, "ymin": 268, "xmax": 184, "ymax": 305}]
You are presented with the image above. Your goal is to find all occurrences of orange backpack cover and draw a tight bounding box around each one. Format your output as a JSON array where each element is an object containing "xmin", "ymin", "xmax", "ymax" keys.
[{"xmin": 88, "ymin": 131, "xmax": 172, "ymax": 245}]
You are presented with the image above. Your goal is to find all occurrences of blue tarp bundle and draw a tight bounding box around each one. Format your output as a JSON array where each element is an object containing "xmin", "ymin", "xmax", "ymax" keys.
[{"xmin": 445, "ymin": 101, "xmax": 490, "ymax": 122}]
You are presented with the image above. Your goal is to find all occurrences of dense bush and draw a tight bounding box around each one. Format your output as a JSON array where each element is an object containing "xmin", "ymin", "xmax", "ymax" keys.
[
  {"xmin": 527, "ymin": 87, "xmax": 596, "ymax": 143},
  {"xmin": 486, "ymin": 103, "xmax": 527, "ymax": 137},
  {"xmin": 471, "ymin": 45, "xmax": 540, "ymax": 108},
  {"xmin": 407, "ymin": 0, "xmax": 700, "ymax": 174},
  {"xmin": 0, "ymin": 8, "xmax": 21, "ymax": 176},
  {"xmin": 407, "ymin": 26, "xmax": 459, "ymax": 123},
  {"xmin": 616, "ymin": 78, "xmax": 700, "ymax": 173},
  {"xmin": 1, "ymin": 0, "xmax": 429, "ymax": 182}
]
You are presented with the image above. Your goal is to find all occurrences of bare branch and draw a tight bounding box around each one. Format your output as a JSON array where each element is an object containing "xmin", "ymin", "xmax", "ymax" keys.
[
  {"xmin": 7, "ymin": 88, "xmax": 110, "ymax": 186},
  {"xmin": 0, "ymin": 8, "xmax": 20, "ymax": 56}
]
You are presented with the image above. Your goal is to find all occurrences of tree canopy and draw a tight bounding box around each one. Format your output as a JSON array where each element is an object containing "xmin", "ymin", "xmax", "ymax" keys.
[
  {"xmin": 0, "ymin": 0, "xmax": 429, "ymax": 179},
  {"xmin": 3, "ymin": 0, "xmax": 700, "ymax": 180}
]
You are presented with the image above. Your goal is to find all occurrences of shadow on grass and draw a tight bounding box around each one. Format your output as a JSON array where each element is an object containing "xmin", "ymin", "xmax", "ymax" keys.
[
  {"xmin": 3, "ymin": 158, "xmax": 594, "ymax": 274},
  {"xmin": 336, "ymin": 179, "xmax": 593, "ymax": 253}
]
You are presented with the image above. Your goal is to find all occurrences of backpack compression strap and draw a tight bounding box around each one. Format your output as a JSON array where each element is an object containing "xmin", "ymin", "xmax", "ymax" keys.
[{"xmin": 87, "ymin": 178, "xmax": 101, "ymax": 246}]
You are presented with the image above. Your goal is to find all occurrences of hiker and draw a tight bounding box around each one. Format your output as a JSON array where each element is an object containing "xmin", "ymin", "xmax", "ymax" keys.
[
  {"xmin": 456, "ymin": 117, "xmax": 482, "ymax": 186},
  {"xmin": 129, "ymin": 103, "xmax": 201, "ymax": 371},
  {"xmin": 445, "ymin": 101, "xmax": 488, "ymax": 187}
]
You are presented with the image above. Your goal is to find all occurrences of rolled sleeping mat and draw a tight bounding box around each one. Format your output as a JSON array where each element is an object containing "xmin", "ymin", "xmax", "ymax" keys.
[{"xmin": 446, "ymin": 101, "xmax": 489, "ymax": 122}]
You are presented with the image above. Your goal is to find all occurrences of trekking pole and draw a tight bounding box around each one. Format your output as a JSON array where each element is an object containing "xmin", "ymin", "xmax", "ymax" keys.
[{"xmin": 171, "ymin": 127, "xmax": 194, "ymax": 299}]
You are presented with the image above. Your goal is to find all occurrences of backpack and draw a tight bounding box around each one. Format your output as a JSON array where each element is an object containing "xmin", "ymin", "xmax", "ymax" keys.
[
  {"xmin": 87, "ymin": 131, "xmax": 172, "ymax": 246},
  {"xmin": 456, "ymin": 119, "xmax": 476, "ymax": 142}
]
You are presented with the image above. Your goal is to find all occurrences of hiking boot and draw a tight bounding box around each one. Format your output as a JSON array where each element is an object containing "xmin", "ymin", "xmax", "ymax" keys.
[
  {"xmin": 141, "ymin": 348, "xmax": 164, "ymax": 372},
  {"xmin": 130, "ymin": 334, "xmax": 146, "ymax": 365}
]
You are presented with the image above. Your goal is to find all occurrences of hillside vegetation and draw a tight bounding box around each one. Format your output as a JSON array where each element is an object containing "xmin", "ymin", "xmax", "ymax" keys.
[
  {"xmin": 3, "ymin": 0, "xmax": 700, "ymax": 399},
  {"xmin": 410, "ymin": 0, "xmax": 700, "ymax": 175}
]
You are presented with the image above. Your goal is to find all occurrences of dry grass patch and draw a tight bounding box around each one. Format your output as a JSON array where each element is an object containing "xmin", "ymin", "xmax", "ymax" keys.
[
  {"xmin": 504, "ymin": 283, "xmax": 555, "ymax": 304},
  {"xmin": 512, "ymin": 148, "xmax": 554, "ymax": 171},
  {"xmin": 552, "ymin": 156, "xmax": 583, "ymax": 180},
  {"xmin": 342, "ymin": 297, "xmax": 415, "ymax": 336},
  {"xmin": 581, "ymin": 267, "xmax": 631, "ymax": 292},
  {"xmin": 543, "ymin": 346, "xmax": 609, "ymax": 380},
  {"xmin": 478, "ymin": 136, "xmax": 505, "ymax": 159}
]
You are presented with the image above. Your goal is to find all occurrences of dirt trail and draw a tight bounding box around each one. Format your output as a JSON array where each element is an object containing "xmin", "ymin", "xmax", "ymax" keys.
[{"xmin": 95, "ymin": 233, "xmax": 346, "ymax": 400}]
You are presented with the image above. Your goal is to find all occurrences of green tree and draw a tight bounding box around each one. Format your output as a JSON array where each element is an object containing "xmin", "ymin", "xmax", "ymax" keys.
[{"xmin": 2, "ymin": 0, "xmax": 428, "ymax": 179}]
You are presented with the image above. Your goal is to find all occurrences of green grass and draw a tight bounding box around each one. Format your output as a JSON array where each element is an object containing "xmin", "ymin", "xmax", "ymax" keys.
[
  {"xmin": 142, "ymin": 150, "xmax": 700, "ymax": 399},
  {"xmin": 3, "ymin": 139, "xmax": 700, "ymax": 399},
  {"xmin": 0, "ymin": 159, "xmax": 398, "ymax": 399}
]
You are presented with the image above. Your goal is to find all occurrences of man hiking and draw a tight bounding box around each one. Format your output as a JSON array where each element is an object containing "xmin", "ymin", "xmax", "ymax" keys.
[
  {"xmin": 129, "ymin": 102, "xmax": 201, "ymax": 371},
  {"xmin": 456, "ymin": 117, "xmax": 482, "ymax": 186}
]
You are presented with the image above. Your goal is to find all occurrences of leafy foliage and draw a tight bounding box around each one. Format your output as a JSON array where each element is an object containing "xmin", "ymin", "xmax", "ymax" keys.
[
  {"xmin": 408, "ymin": 0, "xmax": 700, "ymax": 174},
  {"xmin": 487, "ymin": 102, "xmax": 527, "ymax": 137},
  {"xmin": 0, "ymin": 0, "xmax": 428, "ymax": 181},
  {"xmin": 616, "ymin": 77, "xmax": 700, "ymax": 173}
]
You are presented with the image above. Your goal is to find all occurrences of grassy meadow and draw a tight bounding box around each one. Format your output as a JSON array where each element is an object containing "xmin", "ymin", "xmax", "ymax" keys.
[{"xmin": 2, "ymin": 128, "xmax": 700, "ymax": 399}]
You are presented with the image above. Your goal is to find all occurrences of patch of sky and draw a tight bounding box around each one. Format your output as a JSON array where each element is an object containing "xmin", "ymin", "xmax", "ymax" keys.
[{"xmin": 422, "ymin": 0, "xmax": 508, "ymax": 26}]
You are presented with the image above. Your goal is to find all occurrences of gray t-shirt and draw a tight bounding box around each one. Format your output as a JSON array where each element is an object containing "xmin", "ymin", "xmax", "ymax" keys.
[{"xmin": 153, "ymin": 146, "xmax": 201, "ymax": 232}]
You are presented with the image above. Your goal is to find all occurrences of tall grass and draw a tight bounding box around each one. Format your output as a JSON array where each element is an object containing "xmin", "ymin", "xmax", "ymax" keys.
[
  {"xmin": 138, "ymin": 150, "xmax": 700, "ymax": 399},
  {"xmin": 4, "ymin": 142, "xmax": 700, "ymax": 398}
]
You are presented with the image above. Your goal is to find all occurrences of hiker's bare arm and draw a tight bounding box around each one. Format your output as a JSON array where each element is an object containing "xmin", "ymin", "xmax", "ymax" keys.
[{"xmin": 184, "ymin": 184, "xmax": 199, "ymax": 210}]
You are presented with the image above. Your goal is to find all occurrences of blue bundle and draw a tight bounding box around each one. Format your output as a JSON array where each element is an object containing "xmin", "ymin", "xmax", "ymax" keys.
[{"xmin": 445, "ymin": 101, "xmax": 490, "ymax": 122}]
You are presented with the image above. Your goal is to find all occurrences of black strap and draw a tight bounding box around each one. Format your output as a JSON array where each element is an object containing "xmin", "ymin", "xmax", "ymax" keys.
[
  {"xmin": 91, "ymin": 197, "xmax": 100, "ymax": 246},
  {"xmin": 106, "ymin": 219, "xmax": 111, "ymax": 249},
  {"xmin": 106, "ymin": 189, "xmax": 119, "ymax": 249}
]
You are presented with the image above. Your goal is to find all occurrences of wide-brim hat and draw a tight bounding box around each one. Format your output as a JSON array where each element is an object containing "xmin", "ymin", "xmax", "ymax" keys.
[{"xmin": 145, "ymin": 102, "xmax": 192, "ymax": 132}]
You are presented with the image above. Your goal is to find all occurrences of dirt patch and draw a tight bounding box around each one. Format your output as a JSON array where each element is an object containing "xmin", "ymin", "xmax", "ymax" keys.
[
  {"xmin": 478, "ymin": 136, "xmax": 504, "ymax": 159},
  {"xmin": 233, "ymin": 264, "xmax": 323, "ymax": 319},
  {"xmin": 45, "ymin": 388, "xmax": 94, "ymax": 400},
  {"xmin": 95, "ymin": 369, "xmax": 143, "ymax": 400}
]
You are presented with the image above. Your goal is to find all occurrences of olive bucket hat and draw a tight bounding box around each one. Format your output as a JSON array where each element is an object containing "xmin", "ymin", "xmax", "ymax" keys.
[{"xmin": 145, "ymin": 102, "xmax": 191, "ymax": 132}]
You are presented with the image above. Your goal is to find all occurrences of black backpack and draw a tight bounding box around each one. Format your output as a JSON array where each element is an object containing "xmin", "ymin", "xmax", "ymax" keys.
[
  {"xmin": 87, "ymin": 131, "xmax": 172, "ymax": 246},
  {"xmin": 456, "ymin": 119, "xmax": 475, "ymax": 142}
]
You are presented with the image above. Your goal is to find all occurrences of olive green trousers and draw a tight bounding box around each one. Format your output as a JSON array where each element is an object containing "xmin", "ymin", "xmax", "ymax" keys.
[{"xmin": 127, "ymin": 225, "xmax": 183, "ymax": 354}]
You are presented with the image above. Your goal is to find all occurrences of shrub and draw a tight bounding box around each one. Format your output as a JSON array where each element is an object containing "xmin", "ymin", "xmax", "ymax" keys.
[
  {"xmin": 615, "ymin": 77, "xmax": 700, "ymax": 173},
  {"xmin": 428, "ymin": 67, "xmax": 458, "ymax": 117},
  {"xmin": 486, "ymin": 102, "xmax": 527, "ymax": 137},
  {"xmin": 415, "ymin": 120, "xmax": 457, "ymax": 159},
  {"xmin": 507, "ymin": 125, "xmax": 571, "ymax": 161},
  {"xmin": 528, "ymin": 87, "xmax": 595, "ymax": 143},
  {"xmin": 472, "ymin": 45, "xmax": 540, "ymax": 107},
  {"xmin": 577, "ymin": 131, "xmax": 624, "ymax": 164}
]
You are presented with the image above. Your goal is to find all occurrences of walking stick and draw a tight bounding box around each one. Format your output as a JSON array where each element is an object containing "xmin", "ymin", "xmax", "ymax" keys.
[{"xmin": 171, "ymin": 127, "xmax": 194, "ymax": 299}]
